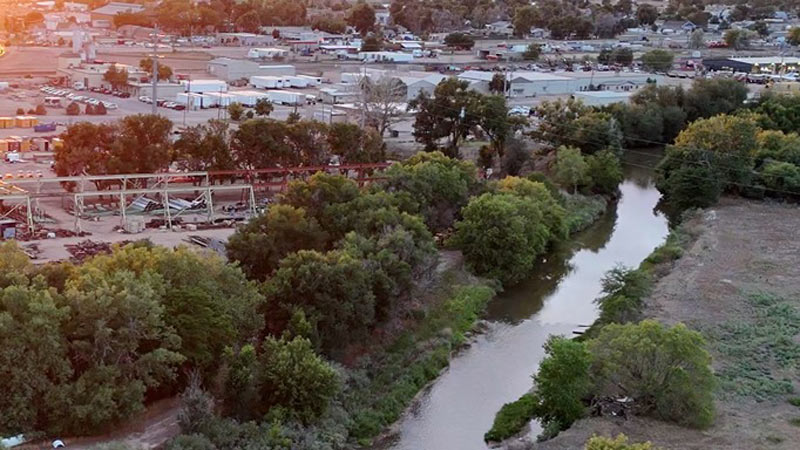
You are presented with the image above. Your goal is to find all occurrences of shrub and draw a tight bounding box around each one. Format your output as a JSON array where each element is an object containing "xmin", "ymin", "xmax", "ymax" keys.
[
  {"xmin": 66, "ymin": 102, "xmax": 80, "ymax": 115},
  {"xmin": 759, "ymin": 161, "xmax": 800, "ymax": 194},
  {"xmin": 451, "ymin": 192, "xmax": 551, "ymax": 285},
  {"xmin": 15, "ymin": 107, "xmax": 24, "ymax": 115},
  {"xmin": 255, "ymin": 336, "xmax": 340, "ymax": 423},
  {"xmin": 484, "ymin": 393, "xmax": 538, "ymax": 442},
  {"xmin": 595, "ymin": 265, "xmax": 652, "ymax": 324},
  {"xmin": 585, "ymin": 149, "xmax": 624, "ymax": 195},
  {"xmin": 553, "ymin": 146, "xmax": 588, "ymax": 193},
  {"xmin": 226, "ymin": 204, "xmax": 328, "ymax": 281},
  {"xmin": 589, "ymin": 320, "xmax": 715, "ymax": 429},
  {"xmin": 530, "ymin": 336, "xmax": 592, "ymax": 436},
  {"xmin": 35, "ymin": 104, "xmax": 46, "ymax": 115}
]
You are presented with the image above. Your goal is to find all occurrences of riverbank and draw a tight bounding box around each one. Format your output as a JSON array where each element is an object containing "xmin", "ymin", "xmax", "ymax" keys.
[
  {"xmin": 528, "ymin": 198, "xmax": 800, "ymax": 449},
  {"xmin": 385, "ymin": 174, "xmax": 668, "ymax": 450},
  {"xmin": 350, "ymin": 192, "xmax": 610, "ymax": 447}
]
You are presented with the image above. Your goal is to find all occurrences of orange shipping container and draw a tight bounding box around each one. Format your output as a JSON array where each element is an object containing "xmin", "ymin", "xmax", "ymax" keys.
[
  {"xmin": 14, "ymin": 116, "xmax": 30, "ymax": 128},
  {"xmin": 0, "ymin": 117, "xmax": 14, "ymax": 128},
  {"xmin": 0, "ymin": 140, "xmax": 8, "ymax": 152}
]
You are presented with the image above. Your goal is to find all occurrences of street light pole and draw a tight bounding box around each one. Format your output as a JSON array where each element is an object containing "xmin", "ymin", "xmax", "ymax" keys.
[{"xmin": 151, "ymin": 26, "xmax": 159, "ymax": 115}]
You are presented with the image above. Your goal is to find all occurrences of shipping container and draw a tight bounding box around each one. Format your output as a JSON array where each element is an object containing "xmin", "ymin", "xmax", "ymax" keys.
[
  {"xmin": 182, "ymin": 79, "xmax": 228, "ymax": 93},
  {"xmin": 250, "ymin": 75, "xmax": 286, "ymax": 89},
  {"xmin": 285, "ymin": 76, "xmax": 309, "ymax": 88},
  {"xmin": 14, "ymin": 116, "xmax": 31, "ymax": 128},
  {"xmin": 231, "ymin": 90, "xmax": 270, "ymax": 107},
  {"xmin": 267, "ymin": 90, "xmax": 304, "ymax": 106},
  {"xmin": 296, "ymin": 75, "xmax": 322, "ymax": 86},
  {"xmin": 0, "ymin": 117, "xmax": 13, "ymax": 128}
]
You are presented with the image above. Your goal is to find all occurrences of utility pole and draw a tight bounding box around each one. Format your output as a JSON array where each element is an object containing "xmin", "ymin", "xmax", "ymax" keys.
[{"xmin": 151, "ymin": 26, "xmax": 159, "ymax": 115}]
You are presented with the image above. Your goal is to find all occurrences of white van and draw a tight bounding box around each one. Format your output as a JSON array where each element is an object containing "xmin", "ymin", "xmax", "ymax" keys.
[{"xmin": 44, "ymin": 96, "xmax": 62, "ymax": 107}]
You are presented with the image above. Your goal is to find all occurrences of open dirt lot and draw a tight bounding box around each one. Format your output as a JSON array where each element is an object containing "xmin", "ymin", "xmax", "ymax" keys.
[{"xmin": 529, "ymin": 199, "xmax": 800, "ymax": 449}]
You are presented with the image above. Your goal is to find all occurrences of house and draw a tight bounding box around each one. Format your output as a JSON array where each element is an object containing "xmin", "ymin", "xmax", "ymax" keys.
[
  {"xmin": 90, "ymin": 2, "xmax": 144, "ymax": 23},
  {"xmin": 486, "ymin": 21, "xmax": 514, "ymax": 36},
  {"xmin": 660, "ymin": 20, "xmax": 696, "ymax": 34}
]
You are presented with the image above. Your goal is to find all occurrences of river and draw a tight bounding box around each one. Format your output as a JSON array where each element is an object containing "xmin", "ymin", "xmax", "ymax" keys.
[{"xmin": 383, "ymin": 152, "xmax": 669, "ymax": 450}]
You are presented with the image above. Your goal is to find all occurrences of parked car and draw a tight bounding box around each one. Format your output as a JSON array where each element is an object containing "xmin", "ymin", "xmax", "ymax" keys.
[
  {"xmin": 102, "ymin": 101, "xmax": 118, "ymax": 109},
  {"xmin": 139, "ymin": 96, "xmax": 152, "ymax": 103}
]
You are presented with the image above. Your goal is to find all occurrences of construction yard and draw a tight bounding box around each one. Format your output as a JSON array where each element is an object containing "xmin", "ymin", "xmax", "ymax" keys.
[{"xmin": 0, "ymin": 158, "xmax": 390, "ymax": 262}]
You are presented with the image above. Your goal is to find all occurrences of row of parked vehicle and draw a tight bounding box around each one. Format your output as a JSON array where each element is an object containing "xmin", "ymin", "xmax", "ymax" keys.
[
  {"xmin": 88, "ymin": 86, "xmax": 132, "ymax": 98},
  {"xmin": 40, "ymin": 87, "xmax": 118, "ymax": 110},
  {"xmin": 137, "ymin": 96, "xmax": 186, "ymax": 110}
]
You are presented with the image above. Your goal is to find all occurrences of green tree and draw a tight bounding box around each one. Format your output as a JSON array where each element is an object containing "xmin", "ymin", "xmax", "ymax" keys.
[
  {"xmin": 636, "ymin": 4, "xmax": 658, "ymax": 25},
  {"xmin": 103, "ymin": 64, "xmax": 129, "ymax": 90},
  {"xmin": 684, "ymin": 78, "xmax": 748, "ymax": 121},
  {"xmin": 281, "ymin": 172, "xmax": 361, "ymax": 227},
  {"xmin": 553, "ymin": 146, "xmax": 588, "ymax": 193},
  {"xmin": 109, "ymin": 114, "xmax": 173, "ymax": 174},
  {"xmin": 513, "ymin": 5, "xmax": 540, "ymax": 37},
  {"xmin": 585, "ymin": 149, "xmax": 624, "ymax": 195},
  {"xmin": 255, "ymin": 335, "xmax": 339, "ymax": 423},
  {"xmin": 689, "ymin": 29, "xmax": 705, "ymax": 49},
  {"xmin": 640, "ymin": 49, "xmax": 674, "ymax": 72},
  {"xmin": 451, "ymin": 192, "xmax": 552, "ymax": 285},
  {"xmin": 522, "ymin": 43, "xmax": 541, "ymax": 61},
  {"xmin": 227, "ymin": 102, "xmax": 245, "ymax": 121},
  {"xmin": 589, "ymin": 320, "xmax": 715, "ymax": 429},
  {"xmin": 657, "ymin": 114, "xmax": 757, "ymax": 209},
  {"xmin": 346, "ymin": 2, "xmax": 376, "ymax": 36},
  {"xmin": 759, "ymin": 161, "xmax": 800, "ymax": 194},
  {"xmin": 409, "ymin": 78, "xmax": 481, "ymax": 156},
  {"xmin": 0, "ymin": 284, "xmax": 71, "ymax": 435},
  {"xmin": 384, "ymin": 151, "xmax": 479, "ymax": 232},
  {"xmin": 226, "ymin": 204, "xmax": 328, "ymax": 281},
  {"xmin": 788, "ymin": 27, "xmax": 800, "ymax": 46},
  {"xmin": 489, "ymin": 73, "xmax": 506, "ymax": 94},
  {"xmin": 360, "ymin": 34, "xmax": 382, "ymax": 51},
  {"xmin": 254, "ymin": 98, "xmax": 274, "ymax": 116},
  {"xmin": 496, "ymin": 176, "xmax": 568, "ymax": 239},
  {"xmin": 173, "ymin": 119, "xmax": 235, "ymax": 172},
  {"xmin": 263, "ymin": 250, "xmax": 376, "ymax": 352},
  {"xmin": 232, "ymin": 118, "xmax": 293, "ymax": 168},
  {"xmin": 139, "ymin": 58, "xmax": 173, "ymax": 80},
  {"xmin": 752, "ymin": 20, "xmax": 769, "ymax": 37},
  {"xmin": 443, "ymin": 32, "xmax": 475, "ymax": 50},
  {"xmin": 0, "ymin": 241, "xmax": 33, "ymax": 288},
  {"xmin": 724, "ymin": 28, "xmax": 752, "ymax": 50},
  {"xmin": 66, "ymin": 101, "xmax": 80, "ymax": 115},
  {"xmin": 530, "ymin": 336, "xmax": 592, "ymax": 435},
  {"xmin": 80, "ymin": 245, "xmax": 265, "ymax": 376}
]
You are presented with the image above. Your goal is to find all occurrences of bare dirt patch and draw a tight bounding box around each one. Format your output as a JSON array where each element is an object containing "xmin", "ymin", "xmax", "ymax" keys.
[{"xmin": 529, "ymin": 198, "xmax": 800, "ymax": 449}]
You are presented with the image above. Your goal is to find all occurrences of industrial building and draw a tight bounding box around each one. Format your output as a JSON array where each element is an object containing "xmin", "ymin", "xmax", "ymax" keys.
[
  {"xmin": 207, "ymin": 58, "xmax": 296, "ymax": 82},
  {"xmin": 458, "ymin": 70, "xmax": 652, "ymax": 98},
  {"xmin": 702, "ymin": 56, "xmax": 800, "ymax": 74}
]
